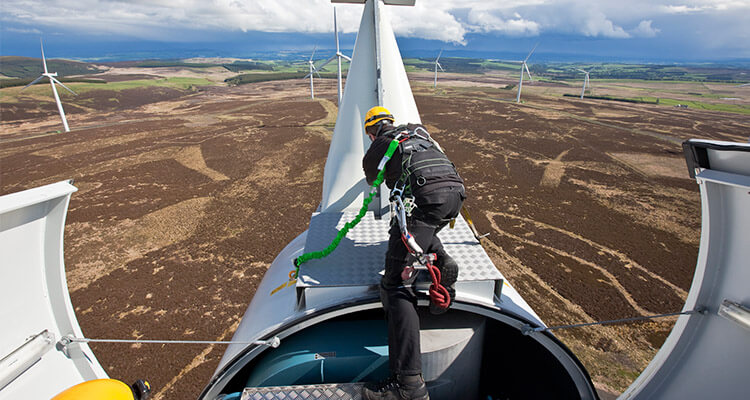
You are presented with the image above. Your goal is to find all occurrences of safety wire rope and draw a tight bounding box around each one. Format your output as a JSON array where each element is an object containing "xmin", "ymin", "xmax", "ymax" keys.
[{"xmin": 59, "ymin": 310, "xmax": 702, "ymax": 350}]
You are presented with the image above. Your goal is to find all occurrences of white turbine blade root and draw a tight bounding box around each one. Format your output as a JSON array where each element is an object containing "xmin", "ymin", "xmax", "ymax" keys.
[
  {"xmin": 341, "ymin": 54, "xmax": 352, "ymax": 62},
  {"xmin": 524, "ymin": 63, "xmax": 533, "ymax": 81},
  {"xmin": 40, "ymin": 38, "xmax": 49, "ymax": 74},
  {"xmin": 436, "ymin": 49, "xmax": 443, "ymax": 63},
  {"xmin": 319, "ymin": 56, "xmax": 337, "ymax": 70},
  {"xmin": 438, "ymin": 62, "xmax": 444, "ymax": 72},
  {"xmin": 524, "ymin": 42, "xmax": 539, "ymax": 62},
  {"xmin": 23, "ymin": 75, "xmax": 46, "ymax": 90},
  {"xmin": 51, "ymin": 77, "xmax": 77, "ymax": 95},
  {"xmin": 334, "ymin": 8, "xmax": 340, "ymax": 52}
]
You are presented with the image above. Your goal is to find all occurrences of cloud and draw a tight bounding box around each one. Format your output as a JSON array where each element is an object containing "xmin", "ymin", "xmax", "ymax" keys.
[
  {"xmin": 663, "ymin": 5, "xmax": 706, "ymax": 14},
  {"xmin": 0, "ymin": 0, "xmax": 747, "ymax": 54},
  {"xmin": 631, "ymin": 20, "xmax": 660, "ymax": 37},
  {"xmin": 466, "ymin": 9, "xmax": 541, "ymax": 36},
  {"xmin": 6, "ymin": 27, "xmax": 42, "ymax": 35},
  {"xmin": 578, "ymin": 11, "xmax": 630, "ymax": 38}
]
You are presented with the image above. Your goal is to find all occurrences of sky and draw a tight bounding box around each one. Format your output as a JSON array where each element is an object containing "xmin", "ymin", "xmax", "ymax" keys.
[{"xmin": 2, "ymin": 0, "xmax": 749, "ymax": 63}]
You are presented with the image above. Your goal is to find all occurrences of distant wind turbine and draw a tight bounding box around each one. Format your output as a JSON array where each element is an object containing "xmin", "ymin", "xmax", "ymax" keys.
[
  {"xmin": 304, "ymin": 46, "xmax": 322, "ymax": 99},
  {"xmin": 515, "ymin": 43, "xmax": 538, "ymax": 103},
  {"xmin": 23, "ymin": 39, "xmax": 77, "ymax": 132},
  {"xmin": 433, "ymin": 49, "xmax": 445, "ymax": 88},
  {"xmin": 576, "ymin": 68, "xmax": 590, "ymax": 99},
  {"xmin": 317, "ymin": 8, "xmax": 352, "ymax": 106}
]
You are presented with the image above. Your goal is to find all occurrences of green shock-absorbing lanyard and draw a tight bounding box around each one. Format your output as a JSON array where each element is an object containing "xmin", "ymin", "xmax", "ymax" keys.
[{"xmin": 291, "ymin": 137, "xmax": 401, "ymax": 276}]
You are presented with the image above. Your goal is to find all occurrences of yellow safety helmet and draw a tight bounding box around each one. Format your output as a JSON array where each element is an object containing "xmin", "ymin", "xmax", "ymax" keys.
[
  {"xmin": 52, "ymin": 379, "xmax": 151, "ymax": 400},
  {"xmin": 364, "ymin": 106, "xmax": 395, "ymax": 129}
]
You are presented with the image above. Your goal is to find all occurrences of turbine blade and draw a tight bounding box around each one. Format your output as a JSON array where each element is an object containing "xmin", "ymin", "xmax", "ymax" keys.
[
  {"xmin": 436, "ymin": 49, "xmax": 443, "ymax": 63},
  {"xmin": 334, "ymin": 8, "xmax": 340, "ymax": 52},
  {"xmin": 304, "ymin": 73, "xmax": 312, "ymax": 79},
  {"xmin": 341, "ymin": 54, "xmax": 352, "ymax": 62},
  {"xmin": 310, "ymin": 45, "xmax": 317, "ymax": 61},
  {"xmin": 40, "ymin": 38, "xmax": 49, "ymax": 74},
  {"xmin": 524, "ymin": 42, "xmax": 539, "ymax": 62},
  {"xmin": 22, "ymin": 75, "xmax": 46, "ymax": 90},
  {"xmin": 524, "ymin": 63, "xmax": 532, "ymax": 81},
  {"xmin": 319, "ymin": 56, "xmax": 336, "ymax": 70},
  {"xmin": 438, "ymin": 62, "xmax": 444, "ymax": 72},
  {"xmin": 51, "ymin": 77, "xmax": 77, "ymax": 95}
]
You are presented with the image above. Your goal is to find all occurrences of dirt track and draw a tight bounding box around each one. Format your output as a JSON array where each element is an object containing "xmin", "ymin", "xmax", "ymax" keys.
[{"xmin": 2, "ymin": 74, "xmax": 749, "ymax": 398}]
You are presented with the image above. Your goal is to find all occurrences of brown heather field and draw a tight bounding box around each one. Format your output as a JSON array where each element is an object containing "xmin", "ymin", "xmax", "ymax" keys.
[{"xmin": 2, "ymin": 67, "xmax": 749, "ymax": 399}]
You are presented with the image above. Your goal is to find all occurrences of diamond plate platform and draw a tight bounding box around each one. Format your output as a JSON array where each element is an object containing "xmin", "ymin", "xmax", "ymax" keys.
[
  {"xmin": 241, "ymin": 383, "xmax": 363, "ymax": 400},
  {"xmin": 299, "ymin": 211, "xmax": 501, "ymax": 288}
]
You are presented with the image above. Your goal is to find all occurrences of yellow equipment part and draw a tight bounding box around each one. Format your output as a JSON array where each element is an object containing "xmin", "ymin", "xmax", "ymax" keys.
[{"xmin": 52, "ymin": 379, "xmax": 138, "ymax": 400}]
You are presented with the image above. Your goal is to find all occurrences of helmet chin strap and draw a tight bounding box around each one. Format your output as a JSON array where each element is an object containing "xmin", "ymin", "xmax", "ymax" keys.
[{"xmin": 375, "ymin": 121, "xmax": 393, "ymax": 137}]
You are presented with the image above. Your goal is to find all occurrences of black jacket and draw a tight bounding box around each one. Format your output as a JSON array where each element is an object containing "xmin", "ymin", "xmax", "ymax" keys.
[{"xmin": 362, "ymin": 123, "xmax": 463, "ymax": 200}]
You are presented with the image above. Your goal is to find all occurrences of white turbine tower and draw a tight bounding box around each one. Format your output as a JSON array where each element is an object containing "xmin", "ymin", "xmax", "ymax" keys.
[
  {"xmin": 318, "ymin": 8, "xmax": 352, "ymax": 106},
  {"xmin": 433, "ymin": 49, "xmax": 444, "ymax": 88},
  {"xmin": 515, "ymin": 43, "xmax": 538, "ymax": 103},
  {"xmin": 576, "ymin": 68, "xmax": 590, "ymax": 99},
  {"xmin": 304, "ymin": 46, "xmax": 322, "ymax": 99},
  {"xmin": 23, "ymin": 39, "xmax": 77, "ymax": 132}
]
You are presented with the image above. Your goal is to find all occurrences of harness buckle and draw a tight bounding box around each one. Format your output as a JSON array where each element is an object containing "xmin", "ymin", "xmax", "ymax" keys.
[{"xmin": 403, "ymin": 196, "xmax": 417, "ymax": 217}]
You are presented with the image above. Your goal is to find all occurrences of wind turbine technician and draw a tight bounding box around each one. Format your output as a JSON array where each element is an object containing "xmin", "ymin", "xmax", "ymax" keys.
[{"xmin": 360, "ymin": 106, "xmax": 466, "ymax": 400}]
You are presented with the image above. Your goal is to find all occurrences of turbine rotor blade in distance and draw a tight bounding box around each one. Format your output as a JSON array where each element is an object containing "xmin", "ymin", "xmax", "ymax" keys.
[
  {"xmin": 334, "ymin": 7, "xmax": 340, "ymax": 52},
  {"xmin": 524, "ymin": 63, "xmax": 533, "ymax": 81},
  {"xmin": 310, "ymin": 45, "xmax": 317, "ymax": 61},
  {"xmin": 319, "ymin": 55, "xmax": 337, "ymax": 70},
  {"xmin": 341, "ymin": 54, "xmax": 352, "ymax": 62},
  {"xmin": 23, "ymin": 75, "xmax": 46, "ymax": 90},
  {"xmin": 40, "ymin": 38, "xmax": 49, "ymax": 74},
  {"xmin": 436, "ymin": 49, "xmax": 443, "ymax": 63},
  {"xmin": 51, "ymin": 77, "xmax": 77, "ymax": 95},
  {"xmin": 524, "ymin": 42, "xmax": 539, "ymax": 62},
  {"xmin": 437, "ymin": 62, "xmax": 444, "ymax": 72}
]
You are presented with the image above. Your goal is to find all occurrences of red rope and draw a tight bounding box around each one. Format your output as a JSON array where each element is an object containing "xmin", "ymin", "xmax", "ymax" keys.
[
  {"xmin": 400, "ymin": 234, "xmax": 450, "ymax": 309},
  {"xmin": 427, "ymin": 260, "xmax": 450, "ymax": 309}
]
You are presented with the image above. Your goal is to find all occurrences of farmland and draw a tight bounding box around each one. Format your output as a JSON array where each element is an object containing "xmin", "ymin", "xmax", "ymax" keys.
[{"xmin": 2, "ymin": 58, "xmax": 750, "ymax": 399}]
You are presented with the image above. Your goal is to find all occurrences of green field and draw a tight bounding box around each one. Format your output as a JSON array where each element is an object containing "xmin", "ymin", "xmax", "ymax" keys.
[{"xmin": 0, "ymin": 77, "xmax": 214, "ymax": 102}]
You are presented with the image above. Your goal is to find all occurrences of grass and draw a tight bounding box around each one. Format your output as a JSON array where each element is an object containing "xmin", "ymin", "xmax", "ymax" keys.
[
  {"xmin": 225, "ymin": 72, "xmax": 341, "ymax": 86},
  {"xmin": 562, "ymin": 93, "xmax": 750, "ymax": 115},
  {"xmin": 649, "ymin": 97, "xmax": 750, "ymax": 114},
  {"xmin": 0, "ymin": 77, "xmax": 215, "ymax": 102}
]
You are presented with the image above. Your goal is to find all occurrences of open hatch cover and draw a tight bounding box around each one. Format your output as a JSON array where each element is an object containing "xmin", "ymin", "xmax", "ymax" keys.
[{"xmin": 0, "ymin": 181, "xmax": 107, "ymax": 399}]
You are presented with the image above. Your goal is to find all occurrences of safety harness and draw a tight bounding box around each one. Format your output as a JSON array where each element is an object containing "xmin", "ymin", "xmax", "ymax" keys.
[{"xmin": 278, "ymin": 126, "xmax": 453, "ymax": 309}]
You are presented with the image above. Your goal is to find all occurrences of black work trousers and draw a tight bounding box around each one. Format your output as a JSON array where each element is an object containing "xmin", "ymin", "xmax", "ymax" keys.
[{"xmin": 380, "ymin": 186, "xmax": 464, "ymax": 376}]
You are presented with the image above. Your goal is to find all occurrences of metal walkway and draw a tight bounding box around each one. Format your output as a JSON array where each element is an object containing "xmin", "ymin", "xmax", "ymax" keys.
[
  {"xmin": 299, "ymin": 211, "xmax": 501, "ymax": 287},
  {"xmin": 241, "ymin": 383, "xmax": 363, "ymax": 400}
]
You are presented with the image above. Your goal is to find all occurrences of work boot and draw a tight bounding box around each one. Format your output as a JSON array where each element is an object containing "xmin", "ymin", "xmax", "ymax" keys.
[
  {"xmin": 362, "ymin": 374, "xmax": 429, "ymax": 400},
  {"xmin": 429, "ymin": 251, "xmax": 458, "ymax": 315}
]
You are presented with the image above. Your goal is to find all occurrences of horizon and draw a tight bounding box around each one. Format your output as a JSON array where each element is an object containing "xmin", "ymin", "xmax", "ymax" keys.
[{"xmin": 2, "ymin": 1, "xmax": 750, "ymax": 65}]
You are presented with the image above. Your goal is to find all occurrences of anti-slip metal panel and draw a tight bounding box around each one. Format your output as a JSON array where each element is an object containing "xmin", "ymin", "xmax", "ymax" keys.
[
  {"xmin": 299, "ymin": 212, "xmax": 501, "ymax": 288},
  {"xmin": 241, "ymin": 383, "xmax": 363, "ymax": 400}
]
